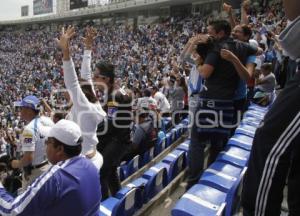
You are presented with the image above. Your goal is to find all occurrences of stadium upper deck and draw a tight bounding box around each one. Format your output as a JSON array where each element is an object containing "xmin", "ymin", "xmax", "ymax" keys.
[{"xmin": 0, "ymin": 0, "xmax": 219, "ymax": 26}]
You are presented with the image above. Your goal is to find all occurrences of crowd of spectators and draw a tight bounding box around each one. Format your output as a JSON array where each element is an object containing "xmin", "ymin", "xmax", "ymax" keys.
[{"xmin": 0, "ymin": 0, "xmax": 298, "ymax": 207}]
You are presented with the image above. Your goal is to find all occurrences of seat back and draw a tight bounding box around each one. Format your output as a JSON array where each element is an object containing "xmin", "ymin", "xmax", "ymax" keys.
[
  {"xmin": 126, "ymin": 155, "xmax": 140, "ymax": 177},
  {"xmin": 162, "ymin": 150, "xmax": 186, "ymax": 181},
  {"xmin": 155, "ymin": 131, "xmax": 166, "ymax": 156},
  {"xmin": 216, "ymin": 146, "xmax": 250, "ymax": 168},
  {"xmin": 172, "ymin": 184, "xmax": 227, "ymax": 216},
  {"xmin": 114, "ymin": 187, "xmax": 143, "ymax": 216},
  {"xmin": 142, "ymin": 166, "xmax": 168, "ymax": 201},
  {"xmin": 198, "ymin": 161, "xmax": 243, "ymax": 193},
  {"xmin": 165, "ymin": 132, "xmax": 173, "ymax": 147},
  {"xmin": 225, "ymin": 167, "xmax": 247, "ymax": 216}
]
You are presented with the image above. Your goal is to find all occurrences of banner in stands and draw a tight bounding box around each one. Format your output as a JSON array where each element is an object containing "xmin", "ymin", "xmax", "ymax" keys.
[
  {"xmin": 33, "ymin": 0, "xmax": 53, "ymax": 15},
  {"xmin": 70, "ymin": 0, "xmax": 88, "ymax": 10},
  {"xmin": 21, "ymin": 5, "xmax": 29, "ymax": 17}
]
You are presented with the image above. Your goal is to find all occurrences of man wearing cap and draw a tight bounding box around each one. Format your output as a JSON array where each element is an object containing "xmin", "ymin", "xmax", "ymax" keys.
[
  {"xmin": 11, "ymin": 95, "xmax": 54, "ymax": 187},
  {"xmin": 0, "ymin": 120, "xmax": 101, "ymax": 216}
]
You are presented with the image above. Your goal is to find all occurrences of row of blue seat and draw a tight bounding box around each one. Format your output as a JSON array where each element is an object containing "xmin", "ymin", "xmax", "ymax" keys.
[
  {"xmin": 99, "ymin": 118, "xmax": 190, "ymax": 216},
  {"xmin": 172, "ymin": 104, "xmax": 270, "ymax": 216},
  {"xmin": 118, "ymin": 120, "xmax": 189, "ymax": 181}
]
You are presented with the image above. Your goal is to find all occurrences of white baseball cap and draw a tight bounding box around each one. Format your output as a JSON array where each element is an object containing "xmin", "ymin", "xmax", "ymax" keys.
[{"xmin": 47, "ymin": 120, "xmax": 82, "ymax": 146}]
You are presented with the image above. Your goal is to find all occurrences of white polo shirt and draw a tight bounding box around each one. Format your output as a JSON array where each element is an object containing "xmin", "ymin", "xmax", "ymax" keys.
[{"xmin": 21, "ymin": 116, "xmax": 54, "ymax": 166}]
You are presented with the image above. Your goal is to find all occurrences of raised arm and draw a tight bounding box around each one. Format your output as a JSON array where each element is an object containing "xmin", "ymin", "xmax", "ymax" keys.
[
  {"xmin": 180, "ymin": 36, "xmax": 197, "ymax": 63},
  {"xmin": 41, "ymin": 98, "xmax": 53, "ymax": 114},
  {"xmin": 180, "ymin": 35, "xmax": 208, "ymax": 64},
  {"xmin": 220, "ymin": 49, "xmax": 253, "ymax": 81},
  {"xmin": 56, "ymin": 26, "xmax": 90, "ymax": 110},
  {"xmin": 241, "ymin": 0, "xmax": 250, "ymax": 25},
  {"xmin": 223, "ymin": 3, "xmax": 237, "ymax": 29},
  {"xmin": 80, "ymin": 27, "xmax": 97, "ymax": 84}
]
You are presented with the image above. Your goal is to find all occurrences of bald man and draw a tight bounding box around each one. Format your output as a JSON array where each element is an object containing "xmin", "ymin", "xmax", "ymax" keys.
[{"xmin": 242, "ymin": 1, "xmax": 300, "ymax": 216}]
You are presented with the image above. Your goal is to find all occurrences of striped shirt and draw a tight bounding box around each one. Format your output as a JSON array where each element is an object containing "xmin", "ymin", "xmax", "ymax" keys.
[
  {"xmin": 188, "ymin": 65, "xmax": 202, "ymax": 97},
  {"xmin": 0, "ymin": 156, "xmax": 101, "ymax": 216}
]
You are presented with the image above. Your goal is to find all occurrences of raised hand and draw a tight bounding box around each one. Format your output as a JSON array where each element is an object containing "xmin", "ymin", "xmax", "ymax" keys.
[
  {"xmin": 242, "ymin": 0, "xmax": 251, "ymax": 12},
  {"xmin": 55, "ymin": 26, "xmax": 76, "ymax": 52},
  {"xmin": 223, "ymin": 3, "xmax": 232, "ymax": 13},
  {"xmin": 189, "ymin": 34, "xmax": 209, "ymax": 45},
  {"xmin": 82, "ymin": 27, "xmax": 97, "ymax": 50}
]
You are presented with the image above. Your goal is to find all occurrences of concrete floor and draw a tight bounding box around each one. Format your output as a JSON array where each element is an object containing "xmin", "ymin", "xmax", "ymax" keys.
[{"xmin": 148, "ymin": 181, "xmax": 187, "ymax": 216}]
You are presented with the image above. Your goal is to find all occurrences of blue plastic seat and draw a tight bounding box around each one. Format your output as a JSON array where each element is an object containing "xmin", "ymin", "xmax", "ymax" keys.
[
  {"xmin": 151, "ymin": 162, "xmax": 172, "ymax": 184},
  {"xmin": 155, "ymin": 131, "xmax": 166, "ymax": 156},
  {"xmin": 165, "ymin": 132, "xmax": 173, "ymax": 147},
  {"xmin": 128, "ymin": 166, "xmax": 168, "ymax": 203},
  {"xmin": 155, "ymin": 150, "xmax": 186, "ymax": 182},
  {"xmin": 227, "ymin": 134, "xmax": 253, "ymax": 151},
  {"xmin": 116, "ymin": 186, "xmax": 143, "ymax": 211},
  {"xmin": 176, "ymin": 139, "xmax": 190, "ymax": 153},
  {"xmin": 100, "ymin": 187, "xmax": 141, "ymax": 216},
  {"xmin": 171, "ymin": 184, "xmax": 226, "ymax": 216},
  {"xmin": 171, "ymin": 128, "xmax": 178, "ymax": 142},
  {"xmin": 248, "ymin": 104, "xmax": 269, "ymax": 113},
  {"xmin": 126, "ymin": 177, "xmax": 148, "ymax": 203},
  {"xmin": 181, "ymin": 118, "xmax": 189, "ymax": 126},
  {"xmin": 176, "ymin": 123, "xmax": 185, "ymax": 136},
  {"xmin": 235, "ymin": 124, "xmax": 257, "ymax": 138},
  {"xmin": 100, "ymin": 197, "xmax": 120, "ymax": 216},
  {"xmin": 162, "ymin": 117, "xmax": 172, "ymax": 132},
  {"xmin": 141, "ymin": 165, "xmax": 168, "ymax": 202},
  {"xmin": 241, "ymin": 117, "xmax": 261, "ymax": 128},
  {"xmin": 198, "ymin": 161, "xmax": 243, "ymax": 193},
  {"xmin": 224, "ymin": 167, "xmax": 248, "ymax": 216},
  {"xmin": 216, "ymin": 146, "xmax": 250, "ymax": 168},
  {"xmin": 243, "ymin": 110, "xmax": 265, "ymax": 120},
  {"xmin": 117, "ymin": 166, "xmax": 125, "ymax": 182},
  {"xmin": 139, "ymin": 147, "xmax": 154, "ymax": 168},
  {"xmin": 122, "ymin": 155, "xmax": 140, "ymax": 178},
  {"xmin": 180, "ymin": 118, "xmax": 189, "ymax": 133}
]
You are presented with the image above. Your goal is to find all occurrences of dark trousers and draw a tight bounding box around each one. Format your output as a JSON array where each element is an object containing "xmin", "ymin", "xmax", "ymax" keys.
[
  {"xmin": 99, "ymin": 137, "xmax": 128, "ymax": 200},
  {"xmin": 286, "ymin": 58, "xmax": 298, "ymax": 84},
  {"xmin": 232, "ymin": 98, "xmax": 247, "ymax": 135},
  {"xmin": 187, "ymin": 98, "xmax": 234, "ymax": 188},
  {"xmin": 242, "ymin": 71, "xmax": 300, "ymax": 216}
]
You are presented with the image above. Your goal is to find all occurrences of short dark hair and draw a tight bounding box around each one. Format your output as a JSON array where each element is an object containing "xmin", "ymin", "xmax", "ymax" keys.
[
  {"xmin": 143, "ymin": 89, "xmax": 152, "ymax": 97},
  {"xmin": 209, "ymin": 20, "xmax": 232, "ymax": 37},
  {"xmin": 95, "ymin": 62, "xmax": 115, "ymax": 84},
  {"xmin": 152, "ymin": 85, "xmax": 159, "ymax": 92},
  {"xmin": 53, "ymin": 137, "xmax": 83, "ymax": 157},
  {"xmin": 241, "ymin": 24, "xmax": 252, "ymax": 41},
  {"xmin": 196, "ymin": 36, "xmax": 215, "ymax": 60}
]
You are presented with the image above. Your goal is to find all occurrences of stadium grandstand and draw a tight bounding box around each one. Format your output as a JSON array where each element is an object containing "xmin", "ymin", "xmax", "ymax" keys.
[{"xmin": 0, "ymin": 0, "xmax": 299, "ymax": 215}]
